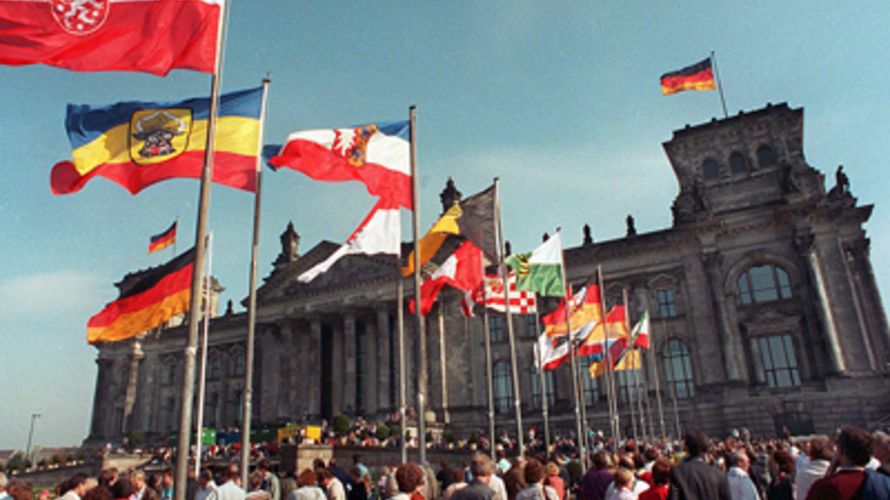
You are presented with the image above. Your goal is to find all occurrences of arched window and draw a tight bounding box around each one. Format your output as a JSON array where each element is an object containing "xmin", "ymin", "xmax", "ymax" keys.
[
  {"xmin": 493, "ymin": 361, "xmax": 513, "ymax": 414},
  {"xmin": 231, "ymin": 352, "xmax": 245, "ymax": 376},
  {"xmin": 530, "ymin": 368, "xmax": 555, "ymax": 409},
  {"xmin": 738, "ymin": 265, "xmax": 793, "ymax": 305},
  {"xmin": 229, "ymin": 390, "xmax": 243, "ymax": 426},
  {"xmin": 662, "ymin": 339, "xmax": 694, "ymax": 399},
  {"xmin": 730, "ymin": 152, "xmax": 748, "ymax": 174},
  {"xmin": 577, "ymin": 356, "xmax": 600, "ymax": 405},
  {"xmin": 757, "ymin": 145, "xmax": 777, "ymax": 168},
  {"xmin": 702, "ymin": 159, "xmax": 720, "ymax": 180}
]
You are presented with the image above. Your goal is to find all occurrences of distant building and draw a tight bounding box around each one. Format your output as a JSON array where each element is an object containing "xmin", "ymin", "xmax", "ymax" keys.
[{"xmin": 88, "ymin": 103, "xmax": 889, "ymax": 443}]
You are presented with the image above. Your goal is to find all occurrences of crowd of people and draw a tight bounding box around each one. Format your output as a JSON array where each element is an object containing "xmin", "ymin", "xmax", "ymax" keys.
[{"xmin": 4, "ymin": 425, "xmax": 890, "ymax": 500}]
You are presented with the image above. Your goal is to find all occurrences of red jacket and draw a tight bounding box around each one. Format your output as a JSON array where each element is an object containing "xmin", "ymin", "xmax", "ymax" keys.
[{"xmin": 805, "ymin": 469, "xmax": 866, "ymax": 500}]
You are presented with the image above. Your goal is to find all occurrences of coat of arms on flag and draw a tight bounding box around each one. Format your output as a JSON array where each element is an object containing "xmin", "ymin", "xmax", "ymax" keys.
[
  {"xmin": 463, "ymin": 272, "xmax": 537, "ymax": 316},
  {"xmin": 130, "ymin": 109, "xmax": 192, "ymax": 164}
]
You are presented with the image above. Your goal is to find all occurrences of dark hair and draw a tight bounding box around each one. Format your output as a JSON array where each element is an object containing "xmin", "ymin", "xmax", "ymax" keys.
[
  {"xmin": 838, "ymin": 426, "xmax": 873, "ymax": 466},
  {"xmin": 61, "ymin": 473, "xmax": 89, "ymax": 495},
  {"xmin": 258, "ymin": 459, "xmax": 272, "ymax": 471},
  {"xmin": 651, "ymin": 459, "xmax": 671, "ymax": 486},
  {"xmin": 644, "ymin": 448, "xmax": 660, "ymax": 462},
  {"xmin": 82, "ymin": 486, "xmax": 111, "ymax": 500},
  {"xmin": 808, "ymin": 437, "xmax": 834, "ymax": 462},
  {"xmin": 98, "ymin": 468, "xmax": 118, "ymax": 488},
  {"xmin": 591, "ymin": 451, "xmax": 610, "ymax": 470},
  {"xmin": 312, "ymin": 459, "xmax": 326, "ymax": 470},
  {"xmin": 523, "ymin": 459, "xmax": 546, "ymax": 484},
  {"xmin": 353, "ymin": 455, "xmax": 362, "ymax": 464},
  {"xmin": 7, "ymin": 480, "xmax": 35, "ymax": 500},
  {"xmin": 112, "ymin": 477, "xmax": 133, "ymax": 499},
  {"xmin": 773, "ymin": 450, "xmax": 795, "ymax": 475},
  {"xmin": 395, "ymin": 464, "xmax": 424, "ymax": 493},
  {"xmin": 684, "ymin": 430, "xmax": 709, "ymax": 457},
  {"xmin": 470, "ymin": 453, "xmax": 495, "ymax": 478}
]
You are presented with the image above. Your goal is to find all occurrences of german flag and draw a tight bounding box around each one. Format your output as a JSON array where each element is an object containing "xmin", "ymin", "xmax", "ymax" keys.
[
  {"xmin": 148, "ymin": 221, "xmax": 177, "ymax": 254},
  {"xmin": 660, "ymin": 58, "xmax": 716, "ymax": 95},
  {"xmin": 87, "ymin": 247, "xmax": 195, "ymax": 344}
]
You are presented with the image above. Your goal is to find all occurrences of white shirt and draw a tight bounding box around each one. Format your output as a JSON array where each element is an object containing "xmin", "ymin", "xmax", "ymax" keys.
[
  {"xmin": 489, "ymin": 475, "xmax": 507, "ymax": 500},
  {"xmin": 217, "ymin": 481, "xmax": 246, "ymax": 500},
  {"xmin": 196, "ymin": 482, "xmax": 219, "ymax": 500},
  {"xmin": 795, "ymin": 458, "xmax": 830, "ymax": 500},
  {"xmin": 326, "ymin": 479, "xmax": 346, "ymax": 500},
  {"xmin": 604, "ymin": 479, "xmax": 648, "ymax": 498},
  {"xmin": 727, "ymin": 467, "xmax": 760, "ymax": 500}
]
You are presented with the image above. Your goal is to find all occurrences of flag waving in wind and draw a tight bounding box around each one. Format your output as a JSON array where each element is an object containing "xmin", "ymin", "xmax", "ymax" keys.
[
  {"xmin": 0, "ymin": 0, "xmax": 222, "ymax": 75},
  {"xmin": 660, "ymin": 58, "xmax": 716, "ymax": 95},
  {"xmin": 506, "ymin": 232, "xmax": 565, "ymax": 297},
  {"xmin": 148, "ymin": 221, "xmax": 177, "ymax": 254},
  {"xmin": 409, "ymin": 240, "xmax": 483, "ymax": 316}
]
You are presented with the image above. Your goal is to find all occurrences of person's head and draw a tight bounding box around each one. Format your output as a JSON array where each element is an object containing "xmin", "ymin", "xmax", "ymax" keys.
[
  {"xmin": 873, "ymin": 432, "xmax": 890, "ymax": 462},
  {"xmin": 198, "ymin": 469, "xmax": 214, "ymax": 488},
  {"xmin": 808, "ymin": 436, "xmax": 834, "ymax": 462},
  {"xmin": 226, "ymin": 464, "xmax": 241, "ymax": 485},
  {"xmin": 728, "ymin": 451, "xmax": 750, "ymax": 471},
  {"xmin": 353, "ymin": 455, "xmax": 362, "ymax": 465},
  {"xmin": 545, "ymin": 462, "xmax": 559, "ymax": 478},
  {"xmin": 469, "ymin": 453, "xmax": 495, "ymax": 483},
  {"xmin": 683, "ymin": 430, "xmax": 709, "ymax": 457},
  {"xmin": 112, "ymin": 477, "xmax": 133, "ymax": 499},
  {"xmin": 644, "ymin": 448, "xmax": 660, "ymax": 463},
  {"xmin": 99, "ymin": 468, "xmax": 119, "ymax": 488},
  {"xmin": 316, "ymin": 469, "xmax": 333, "ymax": 487},
  {"xmin": 7, "ymin": 480, "xmax": 35, "ymax": 500},
  {"xmin": 130, "ymin": 471, "xmax": 147, "ymax": 492},
  {"xmin": 297, "ymin": 469, "xmax": 317, "ymax": 488},
  {"xmin": 258, "ymin": 459, "xmax": 272, "ymax": 473},
  {"xmin": 523, "ymin": 459, "xmax": 546, "ymax": 485},
  {"xmin": 65, "ymin": 473, "xmax": 90, "ymax": 497},
  {"xmin": 591, "ymin": 451, "xmax": 612, "ymax": 470},
  {"xmin": 161, "ymin": 469, "xmax": 174, "ymax": 488},
  {"xmin": 395, "ymin": 464, "xmax": 424, "ymax": 493},
  {"xmin": 837, "ymin": 426, "xmax": 873, "ymax": 467},
  {"xmin": 81, "ymin": 484, "xmax": 111, "ymax": 500},
  {"xmin": 612, "ymin": 468, "xmax": 633, "ymax": 491},
  {"xmin": 249, "ymin": 471, "xmax": 264, "ymax": 492},
  {"xmin": 772, "ymin": 450, "xmax": 795, "ymax": 475},
  {"xmin": 651, "ymin": 459, "xmax": 671, "ymax": 487}
]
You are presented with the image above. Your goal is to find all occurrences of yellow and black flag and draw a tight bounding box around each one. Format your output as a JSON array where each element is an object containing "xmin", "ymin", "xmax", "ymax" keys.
[
  {"xmin": 660, "ymin": 58, "xmax": 716, "ymax": 95},
  {"xmin": 87, "ymin": 247, "xmax": 195, "ymax": 344},
  {"xmin": 402, "ymin": 184, "xmax": 496, "ymax": 276}
]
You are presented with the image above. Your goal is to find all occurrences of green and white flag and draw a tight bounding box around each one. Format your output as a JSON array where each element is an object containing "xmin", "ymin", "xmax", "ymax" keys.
[{"xmin": 506, "ymin": 232, "xmax": 565, "ymax": 297}]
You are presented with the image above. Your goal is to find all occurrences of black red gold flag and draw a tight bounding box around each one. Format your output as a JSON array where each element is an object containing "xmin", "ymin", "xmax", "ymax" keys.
[
  {"xmin": 660, "ymin": 58, "xmax": 716, "ymax": 95},
  {"xmin": 87, "ymin": 247, "xmax": 195, "ymax": 344},
  {"xmin": 148, "ymin": 221, "xmax": 177, "ymax": 254}
]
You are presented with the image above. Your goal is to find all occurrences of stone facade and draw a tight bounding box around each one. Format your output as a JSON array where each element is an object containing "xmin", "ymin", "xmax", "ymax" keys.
[{"xmin": 88, "ymin": 103, "xmax": 890, "ymax": 443}]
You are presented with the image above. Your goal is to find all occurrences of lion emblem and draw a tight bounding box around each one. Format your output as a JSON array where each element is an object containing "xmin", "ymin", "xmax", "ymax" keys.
[
  {"xmin": 332, "ymin": 124, "xmax": 378, "ymax": 167},
  {"xmin": 51, "ymin": 0, "xmax": 109, "ymax": 36},
  {"xmin": 129, "ymin": 109, "xmax": 192, "ymax": 165}
]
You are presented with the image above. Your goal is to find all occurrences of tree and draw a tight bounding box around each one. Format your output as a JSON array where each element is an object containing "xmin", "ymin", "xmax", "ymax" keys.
[{"xmin": 332, "ymin": 414, "xmax": 350, "ymax": 435}]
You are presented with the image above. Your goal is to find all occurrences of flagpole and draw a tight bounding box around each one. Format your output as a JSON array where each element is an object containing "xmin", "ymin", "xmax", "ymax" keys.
[
  {"xmin": 557, "ymin": 240, "xmax": 585, "ymax": 466},
  {"xmin": 710, "ymin": 50, "xmax": 729, "ymax": 119},
  {"xmin": 493, "ymin": 178, "xmax": 524, "ymax": 457},
  {"xmin": 622, "ymin": 289, "xmax": 638, "ymax": 442},
  {"xmin": 173, "ymin": 1, "xmax": 228, "ymax": 496},
  {"xmin": 194, "ymin": 232, "xmax": 213, "ymax": 475},
  {"xmin": 240, "ymin": 76, "xmax": 271, "ymax": 486},
  {"xmin": 649, "ymin": 316, "xmax": 667, "ymax": 439},
  {"xmin": 408, "ymin": 105, "xmax": 429, "ymax": 464},
  {"xmin": 480, "ymin": 269, "xmax": 497, "ymax": 461},
  {"xmin": 437, "ymin": 300, "xmax": 450, "ymax": 424},
  {"xmin": 597, "ymin": 266, "xmax": 619, "ymax": 444},
  {"xmin": 533, "ymin": 304, "xmax": 551, "ymax": 454},
  {"xmin": 397, "ymin": 277, "xmax": 407, "ymax": 464}
]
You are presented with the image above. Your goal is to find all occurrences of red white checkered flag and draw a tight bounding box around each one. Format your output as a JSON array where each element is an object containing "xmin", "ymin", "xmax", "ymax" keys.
[{"xmin": 461, "ymin": 272, "xmax": 537, "ymax": 316}]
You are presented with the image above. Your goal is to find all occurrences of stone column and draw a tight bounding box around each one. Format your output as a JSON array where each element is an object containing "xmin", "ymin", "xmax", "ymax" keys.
[
  {"xmin": 308, "ymin": 317, "xmax": 323, "ymax": 419},
  {"xmin": 123, "ymin": 340, "xmax": 144, "ymax": 434},
  {"xmin": 342, "ymin": 312, "xmax": 357, "ymax": 414},
  {"xmin": 702, "ymin": 251, "xmax": 742, "ymax": 382},
  {"xmin": 375, "ymin": 306, "xmax": 392, "ymax": 414},
  {"xmin": 90, "ymin": 358, "xmax": 114, "ymax": 439},
  {"xmin": 363, "ymin": 313, "xmax": 379, "ymax": 416},
  {"xmin": 841, "ymin": 240, "xmax": 878, "ymax": 371},
  {"xmin": 797, "ymin": 234, "xmax": 846, "ymax": 374},
  {"xmin": 277, "ymin": 320, "xmax": 295, "ymax": 419},
  {"xmin": 846, "ymin": 238, "xmax": 890, "ymax": 368}
]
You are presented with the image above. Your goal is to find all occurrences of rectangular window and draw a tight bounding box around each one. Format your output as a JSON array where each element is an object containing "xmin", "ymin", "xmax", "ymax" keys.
[
  {"xmin": 489, "ymin": 315, "xmax": 506, "ymax": 342},
  {"xmin": 757, "ymin": 334, "xmax": 801, "ymax": 388},
  {"xmin": 526, "ymin": 315, "xmax": 539, "ymax": 338},
  {"xmin": 657, "ymin": 288, "xmax": 678, "ymax": 318}
]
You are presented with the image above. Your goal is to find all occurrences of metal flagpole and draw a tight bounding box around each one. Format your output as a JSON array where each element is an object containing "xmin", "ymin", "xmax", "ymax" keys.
[
  {"xmin": 397, "ymin": 277, "xmax": 407, "ymax": 464},
  {"xmin": 557, "ymin": 242, "xmax": 585, "ymax": 465},
  {"xmin": 240, "ymin": 76, "xmax": 271, "ymax": 487},
  {"xmin": 622, "ymin": 289, "xmax": 638, "ymax": 442},
  {"xmin": 194, "ymin": 232, "xmax": 213, "ymax": 475},
  {"xmin": 480, "ymin": 270, "xmax": 497, "ymax": 461},
  {"xmin": 533, "ymin": 304, "xmax": 551, "ymax": 454},
  {"xmin": 173, "ymin": 0, "xmax": 228, "ymax": 492},
  {"xmin": 493, "ymin": 178, "xmax": 524, "ymax": 457},
  {"xmin": 649, "ymin": 317, "xmax": 667, "ymax": 439},
  {"xmin": 437, "ymin": 300, "xmax": 450, "ymax": 424},
  {"xmin": 710, "ymin": 50, "xmax": 729, "ymax": 119},
  {"xmin": 597, "ymin": 266, "xmax": 619, "ymax": 444},
  {"xmin": 408, "ymin": 105, "xmax": 429, "ymax": 465}
]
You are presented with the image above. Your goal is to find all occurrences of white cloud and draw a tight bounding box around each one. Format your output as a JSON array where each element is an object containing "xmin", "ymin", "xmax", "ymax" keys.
[{"xmin": 0, "ymin": 271, "xmax": 108, "ymax": 320}]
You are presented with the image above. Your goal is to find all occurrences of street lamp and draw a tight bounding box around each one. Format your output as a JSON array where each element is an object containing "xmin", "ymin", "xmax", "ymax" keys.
[{"xmin": 25, "ymin": 413, "xmax": 41, "ymax": 466}]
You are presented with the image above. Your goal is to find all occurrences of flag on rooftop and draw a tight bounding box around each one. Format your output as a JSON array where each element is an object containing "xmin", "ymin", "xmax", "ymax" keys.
[
  {"xmin": 51, "ymin": 87, "xmax": 263, "ymax": 195},
  {"xmin": 660, "ymin": 57, "xmax": 716, "ymax": 95},
  {"xmin": 506, "ymin": 232, "xmax": 565, "ymax": 297},
  {"xmin": 148, "ymin": 221, "xmax": 177, "ymax": 254},
  {"xmin": 269, "ymin": 121, "xmax": 412, "ymax": 209},
  {"xmin": 0, "ymin": 0, "xmax": 221, "ymax": 75},
  {"xmin": 87, "ymin": 247, "xmax": 195, "ymax": 344}
]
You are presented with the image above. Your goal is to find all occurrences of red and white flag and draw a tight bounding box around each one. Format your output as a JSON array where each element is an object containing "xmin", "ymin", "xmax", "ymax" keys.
[
  {"xmin": 0, "ymin": 0, "xmax": 222, "ymax": 75},
  {"xmin": 409, "ymin": 241, "xmax": 483, "ymax": 316},
  {"xmin": 462, "ymin": 272, "xmax": 537, "ymax": 316},
  {"xmin": 535, "ymin": 334, "xmax": 570, "ymax": 371}
]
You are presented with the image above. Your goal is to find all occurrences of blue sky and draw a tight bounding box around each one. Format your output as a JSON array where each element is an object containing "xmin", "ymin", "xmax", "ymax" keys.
[{"xmin": 1, "ymin": 2, "xmax": 888, "ymax": 449}]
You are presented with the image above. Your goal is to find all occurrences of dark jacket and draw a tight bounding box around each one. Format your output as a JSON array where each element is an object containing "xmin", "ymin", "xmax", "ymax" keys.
[
  {"xmin": 667, "ymin": 456, "xmax": 731, "ymax": 500},
  {"xmin": 452, "ymin": 479, "xmax": 495, "ymax": 500}
]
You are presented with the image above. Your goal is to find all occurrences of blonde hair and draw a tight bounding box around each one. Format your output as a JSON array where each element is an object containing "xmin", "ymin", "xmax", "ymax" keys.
[{"xmin": 613, "ymin": 467, "xmax": 633, "ymax": 489}]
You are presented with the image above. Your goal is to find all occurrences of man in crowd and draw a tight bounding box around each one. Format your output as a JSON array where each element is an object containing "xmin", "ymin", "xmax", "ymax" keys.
[
  {"xmin": 131, "ymin": 471, "xmax": 160, "ymax": 500},
  {"xmin": 160, "ymin": 469, "xmax": 174, "ymax": 500},
  {"xmin": 258, "ymin": 459, "xmax": 281, "ymax": 500},
  {"xmin": 795, "ymin": 436, "xmax": 833, "ymax": 500},
  {"xmin": 668, "ymin": 430, "xmax": 730, "ymax": 500},
  {"xmin": 218, "ymin": 464, "xmax": 246, "ymax": 500},
  {"xmin": 807, "ymin": 426, "xmax": 873, "ymax": 499},
  {"xmin": 195, "ymin": 468, "xmax": 219, "ymax": 500},
  {"xmin": 453, "ymin": 453, "xmax": 496, "ymax": 500},
  {"xmin": 59, "ymin": 473, "xmax": 90, "ymax": 500},
  {"xmin": 726, "ymin": 450, "xmax": 759, "ymax": 500},
  {"xmin": 580, "ymin": 451, "xmax": 614, "ymax": 500}
]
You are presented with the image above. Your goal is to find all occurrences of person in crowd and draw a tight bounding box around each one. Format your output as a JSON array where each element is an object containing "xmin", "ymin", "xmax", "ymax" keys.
[
  {"xmin": 160, "ymin": 469, "xmax": 174, "ymax": 500},
  {"xmin": 605, "ymin": 468, "xmax": 637, "ymax": 500},
  {"xmin": 99, "ymin": 468, "xmax": 119, "ymax": 492},
  {"xmin": 347, "ymin": 469, "xmax": 368, "ymax": 500},
  {"xmin": 131, "ymin": 471, "xmax": 160, "ymax": 500},
  {"xmin": 281, "ymin": 471, "xmax": 298, "ymax": 500},
  {"xmin": 7, "ymin": 480, "xmax": 36, "ymax": 500},
  {"xmin": 543, "ymin": 463, "xmax": 565, "ymax": 500},
  {"xmin": 766, "ymin": 450, "xmax": 794, "ymax": 500},
  {"xmin": 580, "ymin": 451, "xmax": 615, "ymax": 500},
  {"xmin": 452, "ymin": 454, "xmax": 496, "ymax": 500},
  {"xmin": 195, "ymin": 469, "xmax": 219, "ymax": 500},
  {"xmin": 329, "ymin": 460, "xmax": 352, "ymax": 495},
  {"xmin": 60, "ymin": 473, "xmax": 91, "ymax": 500},
  {"xmin": 605, "ymin": 457, "xmax": 649, "ymax": 498},
  {"xmin": 258, "ymin": 459, "xmax": 281, "ymax": 500},
  {"xmin": 110, "ymin": 475, "xmax": 132, "ymax": 500},
  {"xmin": 0, "ymin": 472, "xmax": 9, "ymax": 500},
  {"xmin": 497, "ymin": 452, "xmax": 511, "ymax": 477},
  {"xmin": 806, "ymin": 426, "xmax": 874, "ymax": 499},
  {"xmin": 638, "ymin": 449, "xmax": 661, "ymax": 487},
  {"xmin": 638, "ymin": 459, "xmax": 671, "ymax": 500},
  {"xmin": 147, "ymin": 475, "xmax": 163, "ymax": 498},
  {"xmin": 442, "ymin": 470, "xmax": 467, "ymax": 500},
  {"xmin": 503, "ymin": 459, "xmax": 526, "ymax": 500},
  {"xmin": 288, "ymin": 469, "xmax": 326, "ymax": 500},
  {"xmin": 393, "ymin": 464, "xmax": 426, "ymax": 500},
  {"xmin": 516, "ymin": 459, "xmax": 558, "ymax": 500},
  {"xmin": 217, "ymin": 464, "xmax": 246, "ymax": 500},
  {"xmin": 726, "ymin": 450, "xmax": 759, "ymax": 500},
  {"xmin": 795, "ymin": 437, "xmax": 832, "ymax": 500},
  {"xmin": 873, "ymin": 432, "xmax": 890, "ymax": 477},
  {"xmin": 437, "ymin": 462, "xmax": 455, "ymax": 495},
  {"xmin": 667, "ymin": 430, "xmax": 730, "ymax": 500},
  {"xmin": 318, "ymin": 469, "xmax": 346, "ymax": 500},
  {"xmin": 247, "ymin": 471, "xmax": 272, "ymax": 500},
  {"xmin": 353, "ymin": 456, "xmax": 370, "ymax": 494}
]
